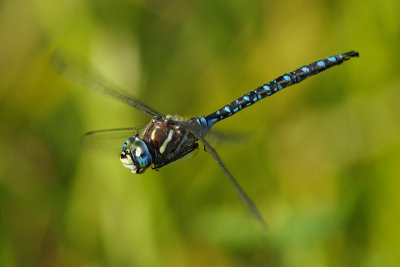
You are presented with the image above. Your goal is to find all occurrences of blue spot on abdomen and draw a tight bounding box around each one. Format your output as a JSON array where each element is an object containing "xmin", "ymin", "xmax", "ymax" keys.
[
  {"xmin": 301, "ymin": 67, "xmax": 310, "ymax": 72},
  {"xmin": 327, "ymin": 56, "xmax": 336, "ymax": 62}
]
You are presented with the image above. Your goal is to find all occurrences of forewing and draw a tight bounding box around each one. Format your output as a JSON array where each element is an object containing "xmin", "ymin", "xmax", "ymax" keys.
[
  {"xmin": 189, "ymin": 128, "xmax": 266, "ymax": 229},
  {"xmin": 52, "ymin": 51, "xmax": 164, "ymax": 117},
  {"xmin": 80, "ymin": 125, "xmax": 147, "ymax": 155}
]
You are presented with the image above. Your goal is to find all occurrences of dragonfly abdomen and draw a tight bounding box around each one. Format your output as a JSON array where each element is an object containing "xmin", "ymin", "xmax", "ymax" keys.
[{"xmin": 204, "ymin": 51, "xmax": 359, "ymax": 126}]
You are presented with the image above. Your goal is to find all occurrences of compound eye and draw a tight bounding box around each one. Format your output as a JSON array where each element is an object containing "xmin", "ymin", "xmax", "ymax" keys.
[
  {"xmin": 132, "ymin": 140, "xmax": 152, "ymax": 170},
  {"xmin": 120, "ymin": 136, "xmax": 152, "ymax": 174},
  {"xmin": 135, "ymin": 147, "xmax": 143, "ymax": 158}
]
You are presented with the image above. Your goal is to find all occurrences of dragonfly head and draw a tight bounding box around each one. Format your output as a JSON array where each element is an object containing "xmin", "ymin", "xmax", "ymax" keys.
[{"xmin": 120, "ymin": 136, "xmax": 152, "ymax": 174}]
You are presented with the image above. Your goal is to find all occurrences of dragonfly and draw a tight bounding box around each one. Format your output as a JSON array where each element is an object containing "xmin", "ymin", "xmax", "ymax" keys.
[{"xmin": 53, "ymin": 50, "xmax": 359, "ymax": 228}]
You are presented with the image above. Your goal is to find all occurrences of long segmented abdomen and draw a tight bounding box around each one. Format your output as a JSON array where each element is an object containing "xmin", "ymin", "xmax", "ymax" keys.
[{"xmin": 204, "ymin": 51, "xmax": 359, "ymax": 127}]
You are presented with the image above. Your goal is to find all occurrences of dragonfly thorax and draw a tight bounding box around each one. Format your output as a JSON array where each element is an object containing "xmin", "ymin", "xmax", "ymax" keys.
[{"xmin": 120, "ymin": 136, "xmax": 153, "ymax": 174}]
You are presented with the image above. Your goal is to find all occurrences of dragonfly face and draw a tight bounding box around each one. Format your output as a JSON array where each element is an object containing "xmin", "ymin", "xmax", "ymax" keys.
[{"xmin": 120, "ymin": 136, "xmax": 153, "ymax": 174}]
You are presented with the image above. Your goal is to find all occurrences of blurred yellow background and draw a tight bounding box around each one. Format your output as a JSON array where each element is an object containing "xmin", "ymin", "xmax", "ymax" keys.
[{"xmin": 1, "ymin": 0, "xmax": 399, "ymax": 266}]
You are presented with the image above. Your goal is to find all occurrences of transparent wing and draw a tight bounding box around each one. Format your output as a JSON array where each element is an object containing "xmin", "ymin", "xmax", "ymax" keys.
[
  {"xmin": 80, "ymin": 125, "xmax": 148, "ymax": 154},
  {"xmin": 206, "ymin": 129, "xmax": 250, "ymax": 145},
  {"xmin": 52, "ymin": 51, "xmax": 164, "ymax": 117},
  {"xmin": 191, "ymin": 131, "xmax": 266, "ymax": 229}
]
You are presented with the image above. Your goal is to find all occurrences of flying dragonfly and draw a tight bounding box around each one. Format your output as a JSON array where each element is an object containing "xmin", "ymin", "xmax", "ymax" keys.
[{"xmin": 53, "ymin": 50, "xmax": 359, "ymax": 228}]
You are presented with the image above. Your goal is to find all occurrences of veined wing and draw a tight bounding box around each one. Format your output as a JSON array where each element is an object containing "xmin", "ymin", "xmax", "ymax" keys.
[
  {"xmin": 80, "ymin": 125, "xmax": 147, "ymax": 154},
  {"xmin": 188, "ymin": 128, "xmax": 266, "ymax": 229},
  {"xmin": 52, "ymin": 51, "xmax": 163, "ymax": 117},
  {"xmin": 206, "ymin": 129, "xmax": 249, "ymax": 145}
]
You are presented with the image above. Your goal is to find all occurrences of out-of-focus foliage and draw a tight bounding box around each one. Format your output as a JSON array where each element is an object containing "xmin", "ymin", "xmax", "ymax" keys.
[{"xmin": 1, "ymin": 0, "xmax": 399, "ymax": 266}]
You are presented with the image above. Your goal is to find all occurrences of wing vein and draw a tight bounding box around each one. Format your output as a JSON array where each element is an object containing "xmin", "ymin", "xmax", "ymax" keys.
[
  {"xmin": 196, "ymin": 135, "xmax": 266, "ymax": 229},
  {"xmin": 52, "ymin": 51, "xmax": 163, "ymax": 117}
]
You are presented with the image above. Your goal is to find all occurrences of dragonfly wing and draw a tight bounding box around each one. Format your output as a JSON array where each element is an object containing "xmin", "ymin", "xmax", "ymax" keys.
[
  {"xmin": 80, "ymin": 125, "xmax": 147, "ymax": 154},
  {"xmin": 190, "ymin": 130, "xmax": 266, "ymax": 229},
  {"xmin": 52, "ymin": 51, "xmax": 164, "ymax": 117},
  {"xmin": 206, "ymin": 129, "xmax": 250, "ymax": 145}
]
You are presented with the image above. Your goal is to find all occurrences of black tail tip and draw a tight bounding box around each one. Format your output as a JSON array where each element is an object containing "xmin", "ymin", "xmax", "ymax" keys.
[{"xmin": 342, "ymin": 51, "xmax": 359, "ymax": 59}]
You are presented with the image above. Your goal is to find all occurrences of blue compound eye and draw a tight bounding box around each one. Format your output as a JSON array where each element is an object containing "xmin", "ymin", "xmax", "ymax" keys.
[
  {"xmin": 120, "ymin": 137, "xmax": 152, "ymax": 174},
  {"xmin": 132, "ymin": 140, "xmax": 152, "ymax": 172},
  {"xmin": 121, "ymin": 142, "xmax": 127, "ymax": 153}
]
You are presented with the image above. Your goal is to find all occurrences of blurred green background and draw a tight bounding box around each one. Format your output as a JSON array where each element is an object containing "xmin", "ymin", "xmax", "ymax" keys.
[{"xmin": 1, "ymin": 0, "xmax": 399, "ymax": 266}]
